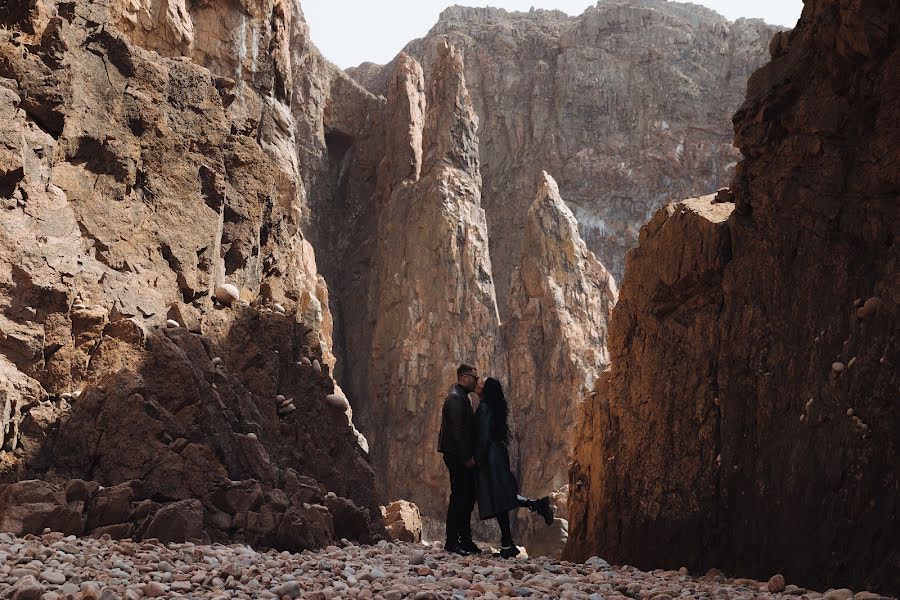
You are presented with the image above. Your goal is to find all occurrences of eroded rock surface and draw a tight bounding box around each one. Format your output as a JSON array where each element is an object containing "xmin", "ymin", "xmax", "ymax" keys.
[
  {"xmin": 505, "ymin": 172, "xmax": 618, "ymax": 500},
  {"xmin": 362, "ymin": 42, "xmax": 505, "ymax": 526},
  {"xmin": 0, "ymin": 0, "xmax": 380, "ymax": 549},
  {"xmin": 566, "ymin": 0, "xmax": 898, "ymax": 592},
  {"xmin": 349, "ymin": 1, "xmax": 781, "ymax": 300}
]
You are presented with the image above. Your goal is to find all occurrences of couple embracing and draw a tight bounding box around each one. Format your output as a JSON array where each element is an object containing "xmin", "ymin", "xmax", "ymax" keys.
[{"xmin": 437, "ymin": 363, "xmax": 554, "ymax": 558}]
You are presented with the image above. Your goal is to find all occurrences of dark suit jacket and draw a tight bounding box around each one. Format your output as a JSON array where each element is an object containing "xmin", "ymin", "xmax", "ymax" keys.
[{"xmin": 437, "ymin": 384, "xmax": 474, "ymax": 460}]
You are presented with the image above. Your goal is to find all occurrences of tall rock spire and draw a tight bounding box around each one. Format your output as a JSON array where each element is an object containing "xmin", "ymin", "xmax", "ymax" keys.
[
  {"xmin": 504, "ymin": 171, "xmax": 617, "ymax": 554},
  {"xmin": 362, "ymin": 40, "xmax": 504, "ymax": 527}
]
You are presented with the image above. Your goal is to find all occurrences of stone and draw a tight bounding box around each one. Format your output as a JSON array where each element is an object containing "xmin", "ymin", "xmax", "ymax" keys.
[
  {"xmin": 312, "ymin": 360, "xmax": 322, "ymax": 373},
  {"xmin": 300, "ymin": 357, "xmax": 312, "ymax": 366},
  {"xmin": 381, "ymin": 500, "xmax": 423, "ymax": 543},
  {"xmin": 143, "ymin": 500, "xmax": 203, "ymax": 544},
  {"xmin": 823, "ymin": 591, "xmax": 854, "ymax": 600},
  {"xmin": 165, "ymin": 319, "xmax": 180, "ymax": 329},
  {"xmin": 215, "ymin": 284, "xmax": 241, "ymax": 307},
  {"xmin": 768, "ymin": 575, "xmax": 787, "ymax": 592},
  {"xmin": 856, "ymin": 297, "xmax": 880, "ymax": 319},
  {"xmin": 9, "ymin": 575, "xmax": 45, "ymax": 600},
  {"xmin": 325, "ymin": 394, "xmax": 350, "ymax": 411}
]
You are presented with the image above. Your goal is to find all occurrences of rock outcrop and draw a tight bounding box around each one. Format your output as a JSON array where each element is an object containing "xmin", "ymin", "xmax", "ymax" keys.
[
  {"xmin": 0, "ymin": 0, "xmax": 380, "ymax": 549},
  {"xmin": 566, "ymin": 0, "xmax": 898, "ymax": 592},
  {"xmin": 349, "ymin": 1, "xmax": 781, "ymax": 301},
  {"xmin": 362, "ymin": 42, "xmax": 505, "ymax": 525},
  {"xmin": 505, "ymin": 172, "xmax": 618, "ymax": 500}
]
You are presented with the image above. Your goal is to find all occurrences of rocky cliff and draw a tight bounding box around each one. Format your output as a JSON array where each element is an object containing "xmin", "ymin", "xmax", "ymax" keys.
[
  {"xmin": 349, "ymin": 0, "xmax": 781, "ymax": 305},
  {"xmin": 566, "ymin": 0, "xmax": 898, "ymax": 592},
  {"xmin": 505, "ymin": 172, "xmax": 617, "ymax": 499},
  {"xmin": 298, "ymin": 32, "xmax": 618, "ymax": 541},
  {"xmin": 361, "ymin": 42, "xmax": 506, "ymax": 523},
  {"xmin": 0, "ymin": 0, "xmax": 615, "ymax": 551},
  {"xmin": 0, "ymin": 0, "xmax": 381, "ymax": 548}
]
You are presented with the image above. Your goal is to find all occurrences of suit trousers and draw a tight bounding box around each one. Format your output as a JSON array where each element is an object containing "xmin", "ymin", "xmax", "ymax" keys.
[{"xmin": 443, "ymin": 453, "xmax": 477, "ymax": 546}]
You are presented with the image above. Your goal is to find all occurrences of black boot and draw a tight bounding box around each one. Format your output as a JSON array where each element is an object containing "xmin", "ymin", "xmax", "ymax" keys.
[
  {"xmin": 497, "ymin": 545, "xmax": 521, "ymax": 559},
  {"xmin": 459, "ymin": 538, "xmax": 482, "ymax": 555},
  {"xmin": 525, "ymin": 496, "xmax": 554, "ymax": 525}
]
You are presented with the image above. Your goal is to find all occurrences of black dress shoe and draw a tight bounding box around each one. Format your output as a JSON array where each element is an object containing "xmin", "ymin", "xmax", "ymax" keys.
[
  {"xmin": 497, "ymin": 545, "xmax": 520, "ymax": 559},
  {"xmin": 459, "ymin": 540, "xmax": 482, "ymax": 554},
  {"xmin": 445, "ymin": 544, "xmax": 471, "ymax": 556}
]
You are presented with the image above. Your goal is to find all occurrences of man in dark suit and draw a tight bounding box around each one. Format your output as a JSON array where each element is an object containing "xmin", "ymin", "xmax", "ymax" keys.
[{"xmin": 437, "ymin": 363, "xmax": 480, "ymax": 555}]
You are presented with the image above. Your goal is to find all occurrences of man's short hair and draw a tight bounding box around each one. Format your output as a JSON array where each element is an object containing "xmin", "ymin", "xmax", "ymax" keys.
[{"xmin": 457, "ymin": 363, "xmax": 476, "ymax": 378}]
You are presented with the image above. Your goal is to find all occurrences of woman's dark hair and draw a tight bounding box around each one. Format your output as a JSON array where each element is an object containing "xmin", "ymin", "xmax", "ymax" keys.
[{"xmin": 482, "ymin": 377, "xmax": 510, "ymax": 445}]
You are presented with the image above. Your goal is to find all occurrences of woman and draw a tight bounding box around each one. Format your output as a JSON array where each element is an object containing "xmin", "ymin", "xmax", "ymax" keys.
[{"xmin": 474, "ymin": 377, "xmax": 554, "ymax": 558}]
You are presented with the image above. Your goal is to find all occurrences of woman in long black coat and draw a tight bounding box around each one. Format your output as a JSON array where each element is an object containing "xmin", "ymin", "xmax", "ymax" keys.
[{"xmin": 474, "ymin": 377, "xmax": 554, "ymax": 558}]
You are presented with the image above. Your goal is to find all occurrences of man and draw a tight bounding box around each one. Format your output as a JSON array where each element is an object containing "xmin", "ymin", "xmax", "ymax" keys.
[{"xmin": 437, "ymin": 363, "xmax": 481, "ymax": 555}]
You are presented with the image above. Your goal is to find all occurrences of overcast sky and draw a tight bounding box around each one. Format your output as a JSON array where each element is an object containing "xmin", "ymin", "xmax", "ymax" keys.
[{"xmin": 303, "ymin": 0, "xmax": 803, "ymax": 69}]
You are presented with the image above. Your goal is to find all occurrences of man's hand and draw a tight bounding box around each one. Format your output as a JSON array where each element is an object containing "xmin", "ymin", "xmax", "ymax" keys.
[{"xmin": 465, "ymin": 457, "xmax": 476, "ymax": 469}]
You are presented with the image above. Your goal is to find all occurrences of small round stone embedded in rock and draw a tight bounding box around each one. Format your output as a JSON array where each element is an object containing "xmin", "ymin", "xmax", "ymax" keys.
[
  {"xmin": 832, "ymin": 362, "xmax": 845, "ymax": 373},
  {"xmin": 313, "ymin": 359, "xmax": 322, "ymax": 373},
  {"xmin": 326, "ymin": 394, "xmax": 350, "ymax": 411},
  {"xmin": 214, "ymin": 284, "xmax": 241, "ymax": 306},
  {"xmin": 300, "ymin": 357, "xmax": 312, "ymax": 366},
  {"xmin": 212, "ymin": 356, "xmax": 222, "ymax": 365},
  {"xmin": 767, "ymin": 574, "xmax": 786, "ymax": 592},
  {"xmin": 165, "ymin": 319, "xmax": 180, "ymax": 328}
]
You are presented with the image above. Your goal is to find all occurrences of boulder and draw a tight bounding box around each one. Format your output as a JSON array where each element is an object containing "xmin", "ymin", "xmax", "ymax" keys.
[
  {"xmin": 381, "ymin": 499, "xmax": 423, "ymax": 543},
  {"xmin": 143, "ymin": 499, "xmax": 203, "ymax": 544}
]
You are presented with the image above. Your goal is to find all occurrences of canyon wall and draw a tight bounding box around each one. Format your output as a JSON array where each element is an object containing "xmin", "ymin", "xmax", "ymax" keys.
[
  {"xmin": 0, "ymin": 0, "xmax": 381, "ymax": 548},
  {"xmin": 0, "ymin": 0, "xmax": 615, "ymax": 550},
  {"xmin": 565, "ymin": 0, "xmax": 898, "ymax": 592},
  {"xmin": 348, "ymin": 0, "xmax": 781, "ymax": 305}
]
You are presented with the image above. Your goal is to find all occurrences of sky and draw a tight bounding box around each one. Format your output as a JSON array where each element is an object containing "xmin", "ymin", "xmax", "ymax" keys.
[{"xmin": 302, "ymin": 0, "xmax": 804, "ymax": 69}]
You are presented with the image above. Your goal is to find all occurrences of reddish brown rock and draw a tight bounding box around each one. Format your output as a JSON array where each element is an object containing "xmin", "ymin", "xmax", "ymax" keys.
[
  {"xmin": 505, "ymin": 172, "xmax": 617, "ymax": 501},
  {"xmin": 0, "ymin": 0, "xmax": 381, "ymax": 551},
  {"xmin": 566, "ymin": 0, "xmax": 898, "ymax": 593},
  {"xmin": 0, "ymin": 480, "xmax": 83, "ymax": 536},
  {"xmin": 349, "ymin": 3, "xmax": 780, "ymax": 290},
  {"xmin": 143, "ymin": 499, "xmax": 203, "ymax": 544},
  {"xmin": 381, "ymin": 500, "xmax": 423, "ymax": 543},
  {"xmin": 360, "ymin": 41, "xmax": 505, "ymax": 530}
]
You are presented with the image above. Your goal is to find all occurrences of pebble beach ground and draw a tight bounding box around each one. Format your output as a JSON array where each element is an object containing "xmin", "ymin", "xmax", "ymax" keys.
[{"xmin": 0, "ymin": 533, "xmax": 892, "ymax": 600}]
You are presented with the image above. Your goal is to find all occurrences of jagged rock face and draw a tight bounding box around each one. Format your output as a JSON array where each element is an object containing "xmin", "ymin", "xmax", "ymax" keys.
[
  {"xmin": 0, "ymin": 0, "xmax": 380, "ymax": 548},
  {"xmin": 348, "ymin": 0, "xmax": 781, "ymax": 305},
  {"xmin": 566, "ymin": 0, "xmax": 898, "ymax": 592},
  {"xmin": 363, "ymin": 43, "xmax": 505, "ymax": 527},
  {"xmin": 504, "ymin": 172, "xmax": 617, "ymax": 498}
]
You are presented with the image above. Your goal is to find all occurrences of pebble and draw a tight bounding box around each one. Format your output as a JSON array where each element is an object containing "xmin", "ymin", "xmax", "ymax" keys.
[
  {"xmin": 832, "ymin": 362, "xmax": 845, "ymax": 373},
  {"xmin": 312, "ymin": 359, "xmax": 322, "ymax": 373},
  {"xmin": 326, "ymin": 394, "xmax": 350, "ymax": 410},
  {"xmin": 0, "ymin": 534, "xmax": 869, "ymax": 600},
  {"xmin": 215, "ymin": 284, "xmax": 241, "ymax": 306},
  {"xmin": 300, "ymin": 357, "xmax": 312, "ymax": 366},
  {"xmin": 768, "ymin": 574, "xmax": 787, "ymax": 592}
]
